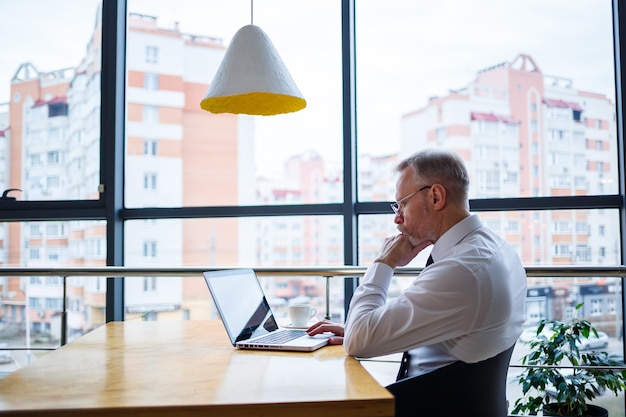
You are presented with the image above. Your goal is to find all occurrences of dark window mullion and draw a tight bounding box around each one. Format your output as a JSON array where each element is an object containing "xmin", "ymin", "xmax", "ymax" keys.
[{"xmin": 102, "ymin": 0, "xmax": 127, "ymax": 322}]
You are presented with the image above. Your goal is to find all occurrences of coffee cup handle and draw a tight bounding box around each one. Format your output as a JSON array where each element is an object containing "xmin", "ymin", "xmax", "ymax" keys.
[{"xmin": 309, "ymin": 308, "xmax": 317, "ymax": 318}]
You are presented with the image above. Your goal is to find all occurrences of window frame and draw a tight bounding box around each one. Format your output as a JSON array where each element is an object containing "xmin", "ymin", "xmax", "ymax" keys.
[{"xmin": 0, "ymin": 0, "xmax": 624, "ymax": 329}]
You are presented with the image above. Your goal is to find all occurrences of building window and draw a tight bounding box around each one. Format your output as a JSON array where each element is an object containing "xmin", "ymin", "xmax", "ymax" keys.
[
  {"xmin": 554, "ymin": 221, "xmax": 572, "ymax": 233},
  {"xmin": 29, "ymin": 297, "xmax": 44, "ymax": 310},
  {"xmin": 45, "ymin": 276, "xmax": 60, "ymax": 285},
  {"xmin": 47, "ymin": 127, "xmax": 63, "ymax": 141},
  {"xmin": 575, "ymin": 245, "xmax": 590, "ymax": 262},
  {"xmin": 477, "ymin": 170, "xmax": 499, "ymax": 191},
  {"xmin": 590, "ymin": 298, "xmax": 602, "ymax": 316},
  {"xmin": 47, "ymin": 151, "xmax": 61, "ymax": 165},
  {"xmin": 550, "ymin": 129, "xmax": 569, "ymax": 141},
  {"xmin": 144, "ymin": 139, "xmax": 158, "ymax": 156},
  {"xmin": 143, "ymin": 277, "xmax": 157, "ymax": 292},
  {"xmin": 574, "ymin": 176, "xmax": 586, "ymax": 188},
  {"xmin": 146, "ymin": 46, "xmax": 158, "ymax": 63},
  {"xmin": 144, "ymin": 73, "xmax": 158, "ymax": 90},
  {"xmin": 572, "ymin": 131, "xmax": 585, "ymax": 143},
  {"xmin": 48, "ymin": 102, "xmax": 68, "ymax": 118},
  {"xmin": 607, "ymin": 299, "xmax": 616, "ymax": 314},
  {"xmin": 30, "ymin": 248, "xmax": 40, "ymax": 260},
  {"xmin": 143, "ymin": 173, "xmax": 157, "ymax": 190},
  {"xmin": 46, "ymin": 223, "xmax": 64, "ymax": 237},
  {"xmin": 46, "ymin": 176, "xmax": 60, "ymax": 189},
  {"xmin": 45, "ymin": 297, "xmax": 63, "ymax": 310},
  {"xmin": 30, "ymin": 154, "xmax": 42, "ymax": 166},
  {"xmin": 553, "ymin": 244, "xmax": 572, "ymax": 256},
  {"xmin": 143, "ymin": 241, "xmax": 157, "ymax": 258},
  {"xmin": 596, "ymin": 139, "xmax": 603, "ymax": 150},
  {"xmin": 576, "ymin": 222, "xmax": 589, "ymax": 234},
  {"xmin": 30, "ymin": 224, "xmax": 42, "ymax": 237},
  {"xmin": 143, "ymin": 105, "xmax": 158, "ymax": 123}
]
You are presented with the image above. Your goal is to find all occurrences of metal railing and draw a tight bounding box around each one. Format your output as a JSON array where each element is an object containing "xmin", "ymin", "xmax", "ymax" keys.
[
  {"xmin": 3, "ymin": 264, "xmax": 626, "ymax": 277},
  {"xmin": 1, "ymin": 265, "xmax": 625, "ymax": 353}
]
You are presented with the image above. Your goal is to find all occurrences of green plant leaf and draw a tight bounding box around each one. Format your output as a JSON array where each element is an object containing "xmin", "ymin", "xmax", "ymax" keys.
[{"xmin": 513, "ymin": 302, "xmax": 626, "ymax": 415}]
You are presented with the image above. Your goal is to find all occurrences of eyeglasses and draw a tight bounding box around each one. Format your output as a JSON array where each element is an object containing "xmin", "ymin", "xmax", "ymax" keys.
[{"xmin": 391, "ymin": 185, "xmax": 432, "ymax": 215}]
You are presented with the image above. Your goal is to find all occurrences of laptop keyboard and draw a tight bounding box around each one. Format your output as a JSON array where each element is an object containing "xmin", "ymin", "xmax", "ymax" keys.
[{"xmin": 252, "ymin": 329, "xmax": 307, "ymax": 344}]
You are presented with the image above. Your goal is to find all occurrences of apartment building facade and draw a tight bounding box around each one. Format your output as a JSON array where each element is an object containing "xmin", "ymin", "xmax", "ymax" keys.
[
  {"xmin": 400, "ymin": 53, "xmax": 620, "ymax": 326},
  {"xmin": 0, "ymin": 9, "xmax": 242, "ymax": 336}
]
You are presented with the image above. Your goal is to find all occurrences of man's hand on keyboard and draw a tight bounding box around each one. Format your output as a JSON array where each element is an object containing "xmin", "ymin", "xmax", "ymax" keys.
[{"xmin": 306, "ymin": 320, "xmax": 344, "ymax": 345}]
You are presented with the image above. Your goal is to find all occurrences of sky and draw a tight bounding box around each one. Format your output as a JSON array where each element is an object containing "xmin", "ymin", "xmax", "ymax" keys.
[
  {"xmin": 0, "ymin": 0, "xmax": 617, "ymax": 175},
  {"xmin": 0, "ymin": 0, "xmax": 101, "ymax": 103}
]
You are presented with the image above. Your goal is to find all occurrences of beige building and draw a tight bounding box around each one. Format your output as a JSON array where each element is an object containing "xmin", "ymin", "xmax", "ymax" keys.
[{"xmin": 400, "ymin": 53, "xmax": 619, "ymax": 324}]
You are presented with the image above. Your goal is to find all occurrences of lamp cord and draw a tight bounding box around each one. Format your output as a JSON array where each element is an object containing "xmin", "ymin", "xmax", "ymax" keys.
[{"xmin": 250, "ymin": 0, "xmax": 254, "ymax": 25}]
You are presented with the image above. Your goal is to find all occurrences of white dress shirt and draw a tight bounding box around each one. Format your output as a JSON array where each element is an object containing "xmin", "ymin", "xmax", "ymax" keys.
[{"xmin": 343, "ymin": 214, "xmax": 527, "ymax": 377}]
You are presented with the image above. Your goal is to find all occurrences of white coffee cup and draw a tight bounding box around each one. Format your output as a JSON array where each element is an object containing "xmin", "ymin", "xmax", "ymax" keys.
[{"xmin": 288, "ymin": 304, "xmax": 317, "ymax": 327}]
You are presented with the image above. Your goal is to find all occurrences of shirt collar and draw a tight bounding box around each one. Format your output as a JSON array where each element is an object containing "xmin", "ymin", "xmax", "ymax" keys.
[{"xmin": 430, "ymin": 214, "xmax": 482, "ymax": 262}]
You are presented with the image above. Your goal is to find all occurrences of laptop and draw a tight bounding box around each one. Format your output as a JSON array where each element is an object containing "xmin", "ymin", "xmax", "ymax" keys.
[{"xmin": 203, "ymin": 269, "xmax": 329, "ymax": 352}]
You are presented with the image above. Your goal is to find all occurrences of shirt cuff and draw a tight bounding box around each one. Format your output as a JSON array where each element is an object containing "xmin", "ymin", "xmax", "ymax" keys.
[{"xmin": 363, "ymin": 261, "xmax": 395, "ymax": 287}]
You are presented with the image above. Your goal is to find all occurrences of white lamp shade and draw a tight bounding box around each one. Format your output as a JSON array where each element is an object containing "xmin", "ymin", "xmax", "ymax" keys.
[{"xmin": 200, "ymin": 24, "xmax": 306, "ymax": 116}]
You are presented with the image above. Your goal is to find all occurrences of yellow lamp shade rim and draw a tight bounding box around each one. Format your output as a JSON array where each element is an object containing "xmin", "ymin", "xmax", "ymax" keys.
[
  {"xmin": 200, "ymin": 25, "xmax": 306, "ymax": 116},
  {"xmin": 200, "ymin": 92, "xmax": 306, "ymax": 116}
]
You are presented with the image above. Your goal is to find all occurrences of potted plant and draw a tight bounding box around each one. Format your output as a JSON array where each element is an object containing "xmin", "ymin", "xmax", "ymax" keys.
[{"xmin": 512, "ymin": 303, "xmax": 626, "ymax": 416}]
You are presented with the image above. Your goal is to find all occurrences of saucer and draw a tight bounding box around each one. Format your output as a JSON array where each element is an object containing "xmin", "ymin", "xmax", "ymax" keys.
[{"xmin": 281, "ymin": 318, "xmax": 318, "ymax": 329}]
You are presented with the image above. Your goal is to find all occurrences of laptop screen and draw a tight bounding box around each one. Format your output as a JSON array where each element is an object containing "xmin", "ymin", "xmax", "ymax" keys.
[{"xmin": 204, "ymin": 269, "xmax": 279, "ymax": 345}]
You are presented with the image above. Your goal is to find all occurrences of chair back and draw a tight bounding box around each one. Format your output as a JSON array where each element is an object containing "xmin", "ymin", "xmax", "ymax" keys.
[{"xmin": 386, "ymin": 344, "xmax": 515, "ymax": 417}]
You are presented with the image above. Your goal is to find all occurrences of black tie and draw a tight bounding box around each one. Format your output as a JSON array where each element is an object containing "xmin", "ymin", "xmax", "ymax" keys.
[{"xmin": 396, "ymin": 254, "xmax": 434, "ymax": 381}]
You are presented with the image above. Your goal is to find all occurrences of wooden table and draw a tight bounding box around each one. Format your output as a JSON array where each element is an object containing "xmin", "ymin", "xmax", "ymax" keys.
[{"xmin": 0, "ymin": 320, "xmax": 394, "ymax": 417}]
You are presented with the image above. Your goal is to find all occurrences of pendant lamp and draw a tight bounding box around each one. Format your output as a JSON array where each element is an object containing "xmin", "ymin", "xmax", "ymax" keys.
[{"xmin": 200, "ymin": 4, "xmax": 306, "ymax": 116}]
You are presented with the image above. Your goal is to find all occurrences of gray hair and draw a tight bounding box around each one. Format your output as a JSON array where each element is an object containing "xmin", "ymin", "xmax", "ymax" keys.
[{"xmin": 396, "ymin": 149, "xmax": 469, "ymax": 204}]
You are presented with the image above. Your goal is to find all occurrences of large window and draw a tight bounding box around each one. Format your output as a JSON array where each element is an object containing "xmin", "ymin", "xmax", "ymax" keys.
[
  {"xmin": 356, "ymin": 0, "xmax": 617, "ymax": 201},
  {"xmin": 125, "ymin": 0, "xmax": 343, "ymax": 208},
  {"xmin": 0, "ymin": 2, "xmax": 624, "ymax": 412},
  {"xmin": 0, "ymin": 0, "xmax": 102, "ymax": 202}
]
